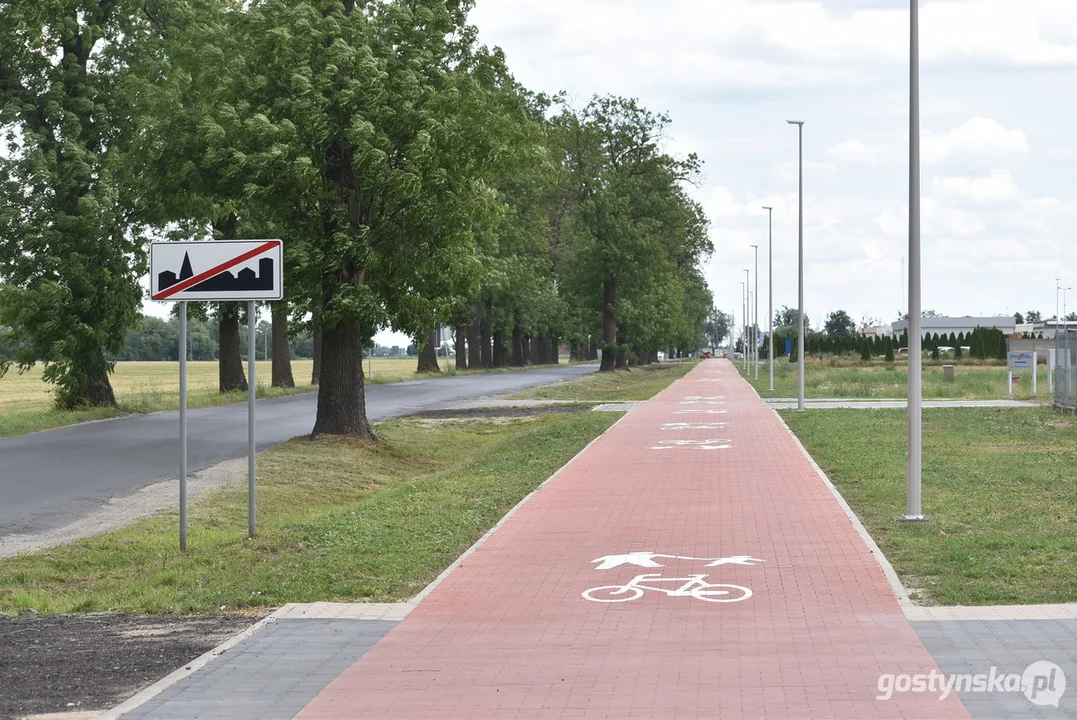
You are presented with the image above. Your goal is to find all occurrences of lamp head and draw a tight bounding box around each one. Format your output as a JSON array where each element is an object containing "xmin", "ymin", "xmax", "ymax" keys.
[{"xmin": 787, "ymin": 120, "xmax": 805, "ymax": 126}]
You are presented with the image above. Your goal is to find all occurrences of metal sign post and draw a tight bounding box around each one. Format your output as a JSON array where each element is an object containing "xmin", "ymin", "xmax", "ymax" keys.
[
  {"xmin": 179, "ymin": 301, "xmax": 188, "ymax": 551},
  {"xmin": 152, "ymin": 239, "xmax": 283, "ymax": 550},
  {"xmin": 248, "ymin": 301, "xmax": 257, "ymax": 539}
]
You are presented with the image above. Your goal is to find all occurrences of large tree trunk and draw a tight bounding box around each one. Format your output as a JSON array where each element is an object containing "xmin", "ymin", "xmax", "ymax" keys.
[
  {"xmin": 548, "ymin": 333, "xmax": 559, "ymax": 365},
  {"xmin": 454, "ymin": 318, "xmax": 468, "ymax": 370},
  {"xmin": 511, "ymin": 321, "xmax": 525, "ymax": 367},
  {"xmin": 633, "ymin": 345, "xmax": 647, "ymax": 366},
  {"xmin": 468, "ymin": 301, "xmax": 482, "ymax": 369},
  {"xmin": 271, "ymin": 304, "xmax": 295, "ymax": 388},
  {"xmin": 219, "ymin": 302, "xmax": 247, "ymax": 392},
  {"xmin": 481, "ymin": 300, "xmax": 494, "ymax": 368},
  {"xmin": 311, "ymin": 324, "xmax": 322, "ymax": 385},
  {"xmin": 650, "ymin": 349, "xmax": 660, "ymax": 364},
  {"xmin": 417, "ymin": 327, "xmax": 440, "ymax": 373},
  {"xmin": 311, "ymin": 322, "xmax": 374, "ymax": 439},
  {"xmin": 64, "ymin": 353, "xmax": 117, "ymax": 409},
  {"xmin": 599, "ymin": 278, "xmax": 617, "ymax": 372},
  {"xmin": 493, "ymin": 329, "xmax": 507, "ymax": 367}
]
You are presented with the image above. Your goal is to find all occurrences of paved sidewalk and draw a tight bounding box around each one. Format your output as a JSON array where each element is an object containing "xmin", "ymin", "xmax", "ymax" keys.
[{"xmin": 292, "ymin": 359, "xmax": 967, "ymax": 719}]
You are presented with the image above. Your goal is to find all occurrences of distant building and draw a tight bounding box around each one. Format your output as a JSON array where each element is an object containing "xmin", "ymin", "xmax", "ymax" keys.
[{"xmin": 889, "ymin": 316, "xmax": 1016, "ymax": 339}]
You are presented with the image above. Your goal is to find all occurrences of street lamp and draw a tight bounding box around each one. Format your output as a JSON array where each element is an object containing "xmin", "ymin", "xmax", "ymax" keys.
[
  {"xmin": 903, "ymin": 0, "xmax": 925, "ymax": 522},
  {"xmin": 740, "ymin": 280, "xmax": 746, "ymax": 369},
  {"xmin": 744, "ymin": 269, "xmax": 750, "ymax": 373},
  {"xmin": 752, "ymin": 247, "xmax": 761, "ymax": 379},
  {"xmin": 763, "ymin": 207, "xmax": 774, "ymax": 391},
  {"xmin": 787, "ymin": 120, "xmax": 805, "ymax": 411}
]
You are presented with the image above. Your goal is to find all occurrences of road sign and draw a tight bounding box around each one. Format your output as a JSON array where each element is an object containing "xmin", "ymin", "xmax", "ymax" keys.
[
  {"xmin": 1008, "ymin": 352, "xmax": 1035, "ymax": 371},
  {"xmin": 150, "ymin": 239, "xmax": 283, "ymax": 550},
  {"xmin": 150, "ymin": 240, "xmax": 283, "ymax": 302}
]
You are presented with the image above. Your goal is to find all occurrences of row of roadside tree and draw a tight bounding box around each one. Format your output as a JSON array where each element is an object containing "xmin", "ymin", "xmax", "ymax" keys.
[{"xmin": 0, "ymin": 0, "xmax": 714, "ymax": 437}]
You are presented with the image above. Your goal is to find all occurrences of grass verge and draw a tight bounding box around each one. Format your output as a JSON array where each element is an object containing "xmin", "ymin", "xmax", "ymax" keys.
[
  {"xmin": 782, "ymin": 406, "xmax": 1077, "ymax": 605},
  {"xmin": 511, "ymin": 361, "xmax": 699, "ymax": 401},
  {"xmin": 745, "ymin": 357, "xmax": 1051, "ymax": 401},
  {"xmin": 0, "ymin": 411, "xmax": 619, "ymax": 615}
]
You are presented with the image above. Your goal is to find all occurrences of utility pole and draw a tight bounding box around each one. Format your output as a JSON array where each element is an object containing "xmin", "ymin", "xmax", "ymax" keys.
[
  {"xmin": 787, "ymin": 120, "xmax": 805, "ymax": 411},
  {"xmin": 763, "ymin": 206, "xmax": 775, "ymax": 391},
  {"xmin": 903, "ymin": 0, "xmax": 926, "ymax": 522}
]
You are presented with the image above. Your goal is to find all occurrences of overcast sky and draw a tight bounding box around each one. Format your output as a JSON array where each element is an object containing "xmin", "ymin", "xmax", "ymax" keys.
[
  {"xmin": 142, "ymin": 0, "xmax": 1077, "ymax": 342},
  {"xmin": 466, "ymin": 0, "xmax": 1077, "ymax": 332}
]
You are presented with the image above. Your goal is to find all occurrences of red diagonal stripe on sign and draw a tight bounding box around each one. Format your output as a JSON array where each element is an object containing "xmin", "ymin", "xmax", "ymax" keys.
[{"xmin": 153, "ymin": 241, "xmax": 280, "ymax": 300}]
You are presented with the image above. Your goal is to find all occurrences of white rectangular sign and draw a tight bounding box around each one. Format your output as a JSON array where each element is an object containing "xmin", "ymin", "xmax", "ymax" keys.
[
  {"xmin": 1007, "ymin": 351, "xmax": 1035, "ymax": 371},
  {"xmin": 150, "ymin": 240, "xmax": 283, "ymax": 302}
]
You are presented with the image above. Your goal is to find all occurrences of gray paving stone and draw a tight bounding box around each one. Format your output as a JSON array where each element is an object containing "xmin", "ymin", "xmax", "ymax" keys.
[
  {"xmin": 122, "ymin": 618, "xmax": 396, "ymax": 720},
  {"xmin": 913, "ymin": 619, "xmax": 1077, "ymax": 719}
]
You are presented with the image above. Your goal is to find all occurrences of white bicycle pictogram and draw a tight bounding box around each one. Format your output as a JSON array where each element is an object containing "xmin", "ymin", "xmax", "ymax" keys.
[{"xmin": 582, "ymin": 573, "xmax": 753, "ymax": 604}]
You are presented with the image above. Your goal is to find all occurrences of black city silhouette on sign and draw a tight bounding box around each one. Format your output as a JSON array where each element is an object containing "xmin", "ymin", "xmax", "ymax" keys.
[{"xmin": 158, "ymin": 252, "xmax": 275, "ymax": 294}]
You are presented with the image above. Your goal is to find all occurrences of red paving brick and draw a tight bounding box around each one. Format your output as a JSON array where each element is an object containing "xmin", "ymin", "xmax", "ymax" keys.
[{"xmin": 297, "ymin": 360, "xmax": 970, "ymax": 719}]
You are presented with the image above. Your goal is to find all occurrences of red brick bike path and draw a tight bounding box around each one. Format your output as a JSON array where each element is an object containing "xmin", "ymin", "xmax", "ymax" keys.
[{"xmin": 298, "ymin": 360, "xmax": 968, "ymax": 719}]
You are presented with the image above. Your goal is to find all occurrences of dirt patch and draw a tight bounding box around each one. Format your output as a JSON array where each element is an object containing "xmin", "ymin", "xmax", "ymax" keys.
[
  {"xmin": 405, "ymin": 405, "xmax": 588, "ymax": 420},
  {"xmin": 0, "ymin": 612, "xmax": 262, "ymax": 719},
  {"xmin": 1046, "ymin": 419, "xmax": 1073, "ymax": 428}
]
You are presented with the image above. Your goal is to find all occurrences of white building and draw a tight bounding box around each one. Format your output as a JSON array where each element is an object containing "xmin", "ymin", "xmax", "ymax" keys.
[{"xmin": 888, "ymin": 316, "xmax": 1016, "ymax": 339}]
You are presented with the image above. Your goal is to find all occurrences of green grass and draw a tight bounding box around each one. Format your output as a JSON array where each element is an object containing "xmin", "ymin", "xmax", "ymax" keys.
[
  {"xmin": 782, "ymin": 407, "xmax": 1077, "ymax": 605},
  {"xmin": 0, "ymin": 411, "xmax": 619, "ymax": 615},
  {"xmin": 511, "ymin": 361, "xmax": 699, "ymax": 401},
  {"xmin": 744, "ymin": 357, "xmax": 1051, "ymax": 401}
]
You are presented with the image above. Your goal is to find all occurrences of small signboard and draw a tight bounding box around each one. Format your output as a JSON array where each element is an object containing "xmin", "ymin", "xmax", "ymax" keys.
[
  {"xmin": 150, "ymin": 240, "xmax": 283, "ymax": 302},
  {"xmin": 1008, "ymin": 351, "xmax": 1035, "ymax": 371}
]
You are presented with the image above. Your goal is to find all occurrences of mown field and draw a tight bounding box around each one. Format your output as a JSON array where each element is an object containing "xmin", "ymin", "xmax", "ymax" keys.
[
  {"xmin": 0, "ymin": 357, "xmax": 576, "ymax": 437},
  {"xmin": 743, "ymin": 357, "xmax": 1052, "ymax": 401}
]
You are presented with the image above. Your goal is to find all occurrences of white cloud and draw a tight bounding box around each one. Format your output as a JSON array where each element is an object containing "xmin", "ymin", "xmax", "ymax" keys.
[
  {"xmin": 923, "ymin": 118, "xmax": 1029, "ymax": 166},
  {"xmin": 932, "ymin": 170, "xmax": 1023, "ymax": 207},
  {"xmin": 829, "ymin": 139, "xmax": 880, "ymax": 165}
]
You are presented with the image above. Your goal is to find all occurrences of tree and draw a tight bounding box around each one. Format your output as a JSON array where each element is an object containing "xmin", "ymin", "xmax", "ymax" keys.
[
  {"xmin": 201, "ymin": 0, "xmax": 527, "ymax": 437},
  {"xmin": 1026, "ymin": 310, "xmax": 1042, "ymax": 323},
  {"xmin": 884, "ymin": 337, "xmax": 895, "ymax": 362},
  {"xmin": 824, "ymin": 310, "xmax": 855, "ymax": 337},
  {"xmin": 707, "ymin": 310, "xmax": 732, "ymax": 349},
  {"xmin": 1014, "ymin": 312, "xmax": 1025, "ymax": 325},
  {"xmin": 555, "ymin": 96, "xmax": 706, "ymax": 372},
  {"xmin": 0, "ymin": 0, "xmax": 151, "ymax": 408},
  {"xmin": 860, "ymin": 338, "xmax": 871, "ymax": 361}
]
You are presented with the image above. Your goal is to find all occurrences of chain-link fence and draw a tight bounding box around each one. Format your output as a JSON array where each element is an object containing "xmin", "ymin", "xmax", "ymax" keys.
[{"xmin": 1055, "ymin": 331, "xmax": 1077, "ymax": 411}]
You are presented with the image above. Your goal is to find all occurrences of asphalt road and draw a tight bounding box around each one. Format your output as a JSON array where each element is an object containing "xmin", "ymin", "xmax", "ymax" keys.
[{"xmin": 0, "ymin": 364, "xmax": 597, "ymax": 538}]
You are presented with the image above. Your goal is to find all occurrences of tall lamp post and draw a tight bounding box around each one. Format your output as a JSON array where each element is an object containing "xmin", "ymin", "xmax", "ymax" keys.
[
  {"xmin": 903, "ymin": 0, "xmax": 925, "ymax": 521},
  {"xmin": 744, "ymin": 269, "xmax": 751, "ymax": 373},
  {"xmin": 740, "ymin": 280, "xmax": 746, "ymax": 369},
  {"xmin": 787, "ymin": 120, "xmax": 805, "ymax": 411},
  {"xmin": 763, "ymin": 207, "xmax": 775, "ymax": 391},
  {"xmin": 751, "ymin": 245, "xmax": 760, "ymax": 380}
]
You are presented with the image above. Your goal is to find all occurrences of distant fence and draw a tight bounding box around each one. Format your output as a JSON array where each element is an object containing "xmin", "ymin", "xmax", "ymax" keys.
[{"xmin": 1055, "ymin": 331, "xmax": 1077, "ymax": 412}]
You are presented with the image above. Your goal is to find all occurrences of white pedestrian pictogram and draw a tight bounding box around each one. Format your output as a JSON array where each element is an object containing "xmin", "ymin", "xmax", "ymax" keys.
[
  {"xmin": 592, "ymin": 553, "xmax": 764, "ymax": 570},
  {"xmin": 662, "ymin": 422, "xmax": 727, "ymax": 430},
  {"xmin": 582, "ymin": 574, "xmax": 753, "ymax": 603},
  {"xmin": 674, "ymin": 409, "xmax": 728, "ymax": 415},
  {"xmin": 650, "ymin": 439, "xmax": 732, "ymax": 450}
]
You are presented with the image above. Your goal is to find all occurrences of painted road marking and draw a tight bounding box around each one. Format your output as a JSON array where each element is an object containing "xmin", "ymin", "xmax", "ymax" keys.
[
  {"xmin": 582, "ymin": 574, "xmax": 754, "ymax": 604},
  {"xmin": 661, "ymin": 422, "xmax": 727, "ymax": 430},
  {"xmin": 650, "ymin": 439, "xmax": 733, "ymax": 451},
  {"xmin": 592, "ymin": 553, "xmax": 765, "ymax": 570}
]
